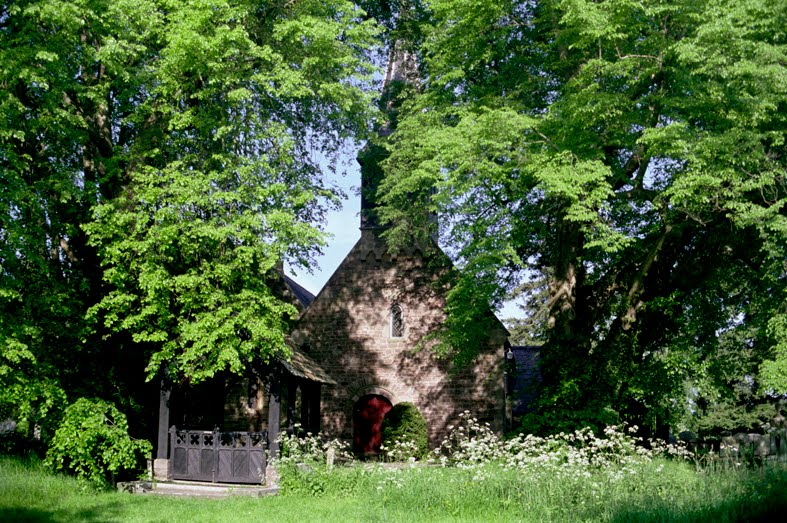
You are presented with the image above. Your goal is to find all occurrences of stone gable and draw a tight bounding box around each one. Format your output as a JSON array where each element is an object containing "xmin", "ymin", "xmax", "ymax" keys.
[{"xmin": 292, "ymin": 229, "xmax": 506, "ymax": 446}]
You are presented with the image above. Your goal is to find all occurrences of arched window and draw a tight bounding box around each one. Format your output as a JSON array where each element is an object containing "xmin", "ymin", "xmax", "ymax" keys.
[{"xmin": 390, "ymin": 303, "xmax": 404, "ymax": 338}]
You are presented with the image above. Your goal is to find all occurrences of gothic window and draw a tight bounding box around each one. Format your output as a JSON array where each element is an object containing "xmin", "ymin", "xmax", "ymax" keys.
[{"xmin": 390, "ymin": 303, "xmax": 404, "ymax": 338}]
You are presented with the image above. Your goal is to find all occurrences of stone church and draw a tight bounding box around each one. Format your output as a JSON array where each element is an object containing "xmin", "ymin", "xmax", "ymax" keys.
[
  {"xmin": 288, "ymin": 198, "xmax": 508, "ymax": 453},
  {"xmin": 152, "ymin": 46, "xmax": 511, "ymax": 483},
  {"xmin": 285, "ymin": 46, "xmax": 508, "ymax": 452}
]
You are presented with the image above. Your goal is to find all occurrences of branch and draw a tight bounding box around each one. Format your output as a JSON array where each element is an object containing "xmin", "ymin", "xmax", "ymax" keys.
[
  {"xmin": 59, "ymin": 237, "xmax": 79, "ymax": 263},
  {"xmin": 621, "ymin": 224, "xmax": 672, "ymax": 330}
]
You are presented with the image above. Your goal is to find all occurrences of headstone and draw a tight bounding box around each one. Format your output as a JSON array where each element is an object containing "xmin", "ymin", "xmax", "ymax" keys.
[
  {"xmin": 678, "ymin": 430, "xmax": 697, "ymax": 443},
  {"xmin": 721, "ymin": 435, "xmax": 738, "ymax": 457},
  {"xmin": 327, "ymin": 446, "xmax": 335, "ymax": 470},
  {"xmin": 747, "ymin": 433, "xmax": 769, "ymax": 456}
]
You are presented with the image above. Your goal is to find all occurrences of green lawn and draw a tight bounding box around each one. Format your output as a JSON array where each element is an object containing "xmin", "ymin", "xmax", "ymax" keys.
[{"xmin": 2, "ymin": 456, "xmax": 787, "ymax": 522}]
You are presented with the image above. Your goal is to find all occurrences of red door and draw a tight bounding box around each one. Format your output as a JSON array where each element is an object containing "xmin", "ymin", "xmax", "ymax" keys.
[{"xmin": 352, "ymin": 395, "xmax": 392, "ymax": 455}]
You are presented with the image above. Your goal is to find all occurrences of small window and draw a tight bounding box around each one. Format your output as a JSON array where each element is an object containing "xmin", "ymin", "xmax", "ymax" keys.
[{"xmin": 390, "ymin": 303, "xmax": 404, "ymax": 338}]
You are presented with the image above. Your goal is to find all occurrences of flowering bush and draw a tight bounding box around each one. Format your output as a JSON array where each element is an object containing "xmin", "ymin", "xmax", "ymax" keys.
[
  {"xmin": 269, "ymin": 412, "xmax": 785, "ymax": 521},
  {"xmin": 276, "ymin": 426, "xmax": 353, "ymax": 468},
  {"xmin": 275, "ymin": 426, "xmax": 358, "ymax": 495},
  {"xmin": 430, "ymin": 411, "xmax": 692, "ymax": 483},
  {"xmin": 380, "ymin": 438, "xmax": 421, "ymax": 463},
  {"xmin": 276, "ymin": 411, "xmax": 696, "ymax": 501}
]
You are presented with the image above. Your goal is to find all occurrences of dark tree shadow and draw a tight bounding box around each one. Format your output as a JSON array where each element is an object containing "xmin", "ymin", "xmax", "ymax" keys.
[{"xmin": 0, "ymin": 500, "xmax": 127, "ymax": 523}]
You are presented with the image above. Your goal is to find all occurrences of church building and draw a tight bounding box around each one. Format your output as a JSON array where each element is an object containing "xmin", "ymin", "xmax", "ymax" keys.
[
  {"xmin": 290, "ymin": 193, "xmax": 508, "ymax": 453},
  {"xmin": 152, "ymin": 44, "xmax": 511, "ymax": 484},
  {"xmin": 288, "ymin": 45, "xmax": 508, "ymax": 453}
]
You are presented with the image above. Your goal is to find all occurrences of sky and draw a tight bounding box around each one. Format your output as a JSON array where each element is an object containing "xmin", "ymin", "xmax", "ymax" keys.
[
  {"xmin": 285, "ymin": 156, "xmax": 362, "ymax": 300},
  {"xmin": 285, "ymin": 152, "xmax": 523, "ymax": 322}
]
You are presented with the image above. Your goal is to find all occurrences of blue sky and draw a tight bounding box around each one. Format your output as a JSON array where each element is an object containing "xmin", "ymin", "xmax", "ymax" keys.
[{"xmin": 285, "ymin": 157, "xmax": 362, "ymax": 298}]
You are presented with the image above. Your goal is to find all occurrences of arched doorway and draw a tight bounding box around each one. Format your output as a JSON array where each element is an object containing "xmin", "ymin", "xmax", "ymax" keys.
[{"xmin": 352, "ymin": 394, "xmax": 392, "ymax": 455}]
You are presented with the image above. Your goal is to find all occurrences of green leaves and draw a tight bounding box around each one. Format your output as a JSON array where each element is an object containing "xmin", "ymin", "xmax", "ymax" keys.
[
  {"xmin": 378, "ymin": 0, "xmax": 787, "ymax": 433},
  {"xmin": 761, "ymin": 314, "xmax": 787, "ymax": 394},
  {"xmin": 86, "ymin": 158, "xmax": 320, "ymax": 382},
  {"xmin": 1, "ymin": 0, "xmax": 378, "ymax": 467},
  {"xmin": 79, "ymin": 0, "xmax": 379, "ymax": 383},
  {"xmin": 45, "ymin": 398, "xmax": 151, "ymax": 490}
]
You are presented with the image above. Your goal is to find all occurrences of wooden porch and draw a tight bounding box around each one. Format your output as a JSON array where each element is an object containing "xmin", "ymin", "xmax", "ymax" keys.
[{"xmin": 153, "ymin": 345, "xmax": 335, "ymax": 484}]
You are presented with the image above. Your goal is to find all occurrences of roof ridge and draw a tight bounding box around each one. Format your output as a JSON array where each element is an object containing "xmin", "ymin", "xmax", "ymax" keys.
[{"xmin": 282, "ymin": 273, "xmax": 316, "ymax": 309}]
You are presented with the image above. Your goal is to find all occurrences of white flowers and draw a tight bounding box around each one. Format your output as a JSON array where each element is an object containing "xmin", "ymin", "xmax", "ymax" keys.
[
  {"xmin": 274, "ymin": 415, "xmax": 693, "ymax": 495},
  {"xmin": 383, "ymin": 438, "xmax": 420, "ymax": 462},
  {"xmin": 275, "ymin": 424, "xmax": 354, "ymax": 467},
  {"xmin": 430, "ymin": 413, "xmax": 690, "ymax": 484}
]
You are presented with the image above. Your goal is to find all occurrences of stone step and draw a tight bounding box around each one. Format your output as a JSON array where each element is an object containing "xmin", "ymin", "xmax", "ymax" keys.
[{"xmin": 119, "ymin": 480, "xmax": 279, "ymax": 498}]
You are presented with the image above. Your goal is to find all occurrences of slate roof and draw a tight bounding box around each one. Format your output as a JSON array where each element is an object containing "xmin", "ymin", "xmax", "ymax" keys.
[
  {"xmin": 279, "ymin": 342, "xmax": 336, "ymax": 385},
  {"xmin": 282, "ymin": 274, "xmax": 315, "ymax": 309}
]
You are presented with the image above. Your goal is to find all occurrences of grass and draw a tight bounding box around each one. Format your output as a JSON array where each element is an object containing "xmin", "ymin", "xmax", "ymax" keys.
[
  {"xmin": 0, "ymin": 456, "xmax": 368, "ymax": 523},
  {"xmin": 2, "ymin": 455, "xmax": 787, "ymax": 522}
]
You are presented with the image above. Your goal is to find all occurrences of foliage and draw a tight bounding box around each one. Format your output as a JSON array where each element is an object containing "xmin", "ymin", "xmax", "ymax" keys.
[
  {"xmin": 81, "ymin": 0, "xmax": 379, "ymax": 384},
  {"xmin": 277, "ymin": 427, "xmax": 354, "ymax": 466},
  {"xmin": 275, "ymin": 427, "xmax": 356, "ymax": 495},
  {"xmin": 45, "ymin": 398, "xmax": 151, "ymax": 490},
  {"xmin": 432, "ymin": 411, "xmax": 691, "ymax": 470},
  {"xmin": 692, "ymin": 401, "xmax": 781, "ymax": 439},
  {"xmin": 1, "ymin": 0, "xmax": 379, "ymax": 441},
  {"xmin": 377, "ymin": 0, "xmax": 787, "ymax": 434},
  {"xmin": 241, "ymin": 411, "xmax": 787, "ymax": 521},
  {"xmin": 504, "ymin": 272, "xmax": 550, "ymax": 346},
  {"xmin": 380, "ymin": 402, "xmax": 428, "ymax": 460}
]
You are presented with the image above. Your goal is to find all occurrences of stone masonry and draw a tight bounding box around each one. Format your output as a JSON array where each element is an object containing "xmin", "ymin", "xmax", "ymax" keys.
[{"xmin": 292, "ymin": 229, "xmax": 507, "ymax": 447}]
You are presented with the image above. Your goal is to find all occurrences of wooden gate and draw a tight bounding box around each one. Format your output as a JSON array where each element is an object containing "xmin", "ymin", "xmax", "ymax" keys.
[{"xmin": 169, "ymin": 427, "xmax": 266, "ymax": 484}]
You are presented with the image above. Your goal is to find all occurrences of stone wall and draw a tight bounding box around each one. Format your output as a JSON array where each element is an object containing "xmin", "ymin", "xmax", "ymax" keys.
[
  {"xmin": 292, "ymin": 230, "xmax": 506, "ymax": 447},
  {"xmin": 688, "ymin": 429, "xmax": 787, "ymax": 462},
  {"xmin": 222, "ymin": 376, "xmax": 265, "ymax": 432}
]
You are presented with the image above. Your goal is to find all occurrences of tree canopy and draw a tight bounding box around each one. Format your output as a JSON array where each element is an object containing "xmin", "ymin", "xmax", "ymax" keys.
[
  {"xmin": 1, "ymin": 0, "xmax": 785, "ymax": 451},
  {"xmin": 1, "ymin": 0, "xmax": 378, "ymax": 438},
  {"xmin": 378, "ymin": 0, "xmax": 787, "ymax": 434}
]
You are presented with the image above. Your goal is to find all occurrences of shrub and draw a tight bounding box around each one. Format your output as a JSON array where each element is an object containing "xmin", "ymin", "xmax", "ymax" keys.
[
  {"xmin": 431, "ymin": 410, "xmax": 691, "ymax": 476},
  {"xmin": 277, "ymin": 426, "xmax": 354, "ymax": 466},
  {"xmin": 45, "ymin": 398, "xmax": 151, "ymax": 490},
  {"xmin": 381, "ymin": 402, "xmax": 428, "ymax": 460}
]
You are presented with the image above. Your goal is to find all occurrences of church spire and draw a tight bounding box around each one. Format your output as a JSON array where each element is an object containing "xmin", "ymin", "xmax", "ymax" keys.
[
  {"xmin": 381, "ymin": 40, "xmax": 419, "ymax": 119},
  {"xmin": 358, "ymin": 38, "xmax": 419, "ymax": 230}
]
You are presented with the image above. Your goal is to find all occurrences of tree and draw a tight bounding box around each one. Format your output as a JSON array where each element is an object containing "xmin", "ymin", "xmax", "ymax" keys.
[
  {"xmin": 2, "ymin": 0, "xmax": 163, "ymax": 440},
  {"xmin": 504, "ymin": 274, "xmax": 549, "ymax": 347},
  {"xmin": 46, "ymin": 398, "xmax": 151, "ymax": 489},
  {"xmin": 1, "ymin": 0, "xmax": 378, "ymax": 442},
  {"xmin": 378, "ymin": 0, "xmax": 786, "ymax": 434},
  {"xmin": 84, "ymin": 0, "xmax": 379, "ymax": 383}
]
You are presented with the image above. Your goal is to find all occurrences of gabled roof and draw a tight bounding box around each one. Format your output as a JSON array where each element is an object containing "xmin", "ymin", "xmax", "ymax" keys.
[{"xmin": 282, "ymin": 274, "xmax": 315, "ymax": 309}]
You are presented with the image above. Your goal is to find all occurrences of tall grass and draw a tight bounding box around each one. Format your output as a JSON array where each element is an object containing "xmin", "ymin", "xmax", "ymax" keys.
[
  {"xmin": 2, "ymin": 416, "xmax": 787, "ymax": 522},
  {"xmin": 270, "ymin": 456, "xmax": 787, "ymax": 522},
  {"xmin": 275, "ymin": 414, "xmax": 787, "ymax": 522},
  {"xmin": 0, "ymin": 455, "xmax": 369, "ymax": 523}
]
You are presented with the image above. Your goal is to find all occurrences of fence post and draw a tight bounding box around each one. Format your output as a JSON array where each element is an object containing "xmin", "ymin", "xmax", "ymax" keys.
[
  {"xmin": 268, "ymin": 376, "xmax": 281, "ymax": 459},
  {"xmin": 212, "ymin": 428, "xmax": 219, "ymax": 483},
  {"xmin": 166, "ymin": 426, "xmax": 175, "ymax": 480}
]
